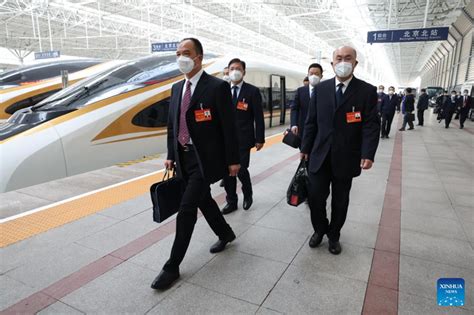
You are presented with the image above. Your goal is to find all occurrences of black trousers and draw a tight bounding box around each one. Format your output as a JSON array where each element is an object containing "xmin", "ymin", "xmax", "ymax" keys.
[
  {"xmin": 445, "ymin": 109, "xmax": 454, "ymax": 127},
  {"xmin": 163, "ymin": 147, "xmax": 233, "ymax": 273},
  {"xmin": 417, "ymin": 109, "xmax": 425, "ymax": 126},
  {"xmin": 224, "ymin": 147, "xmax": 252, "ymax": 205},
  {"xmin": 381, "ymin": 112, "xmax": 394, "ymax": 137},
  {"xmin": 460, "ymin": 107, "xmax": 469, "ymax": 127},
  {"xmin": 307, "ymin": 153, "xmax": 353, "ymax": 241},
  {"xmin": 401, "ymin": 113, "xmax": 414, "ymax": 129}
]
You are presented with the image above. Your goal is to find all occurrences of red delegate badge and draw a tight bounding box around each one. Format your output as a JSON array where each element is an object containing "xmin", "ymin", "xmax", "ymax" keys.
[
  {"xmin": 346, "ymin": 111, "xmax": 362, "ymax": 123},
  {"xmin": 194, "ymin": 108, "xmax": 212, "ymax": 122},
  {"xmin": 237, "ymin": 100, "xmax": 248, "ymax": 111}
]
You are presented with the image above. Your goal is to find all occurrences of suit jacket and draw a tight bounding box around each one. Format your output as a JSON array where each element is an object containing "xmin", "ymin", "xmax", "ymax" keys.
[
  {"xmin": 443, "ymin": 96, "xmax": 459, "ymax": 112},
  {"xmin": 377, "ymin": 92, "xmax": 388, "ymax": 113},
  {"xmin": 417, "ymin": 93, "xmax": 429, "ymax": 110},
  {"xmin": 167, "ymin": 71, "xmax": 240, "ymax": 183},
  {"xmin": 233, "ymin": 81, "xmax": 265, "ymax": 149},
  {"xmin": 403, "ymin": 94, "xmax": 415, "ymax": 113},
  {"xmin": 381, "ymin": 93, "xmax": 399, "ymax": 114},
  {"xmin": 290, "ymin": 85, "xmax": 311, "ymax": 138},
  {"xmin": 460, "ymin": 95, "xmax": 473, "ymax": 111},
  {"xmin": 301, "ymin": 76, "xmax": 380, "ymax": 178}
]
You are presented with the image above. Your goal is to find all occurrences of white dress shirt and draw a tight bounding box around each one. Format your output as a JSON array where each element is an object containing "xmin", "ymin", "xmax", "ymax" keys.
[
  {"xmin": 230, "ymin": 80, "xmax": 244, "ymax": 98},
  {"xmin": 335, "ymin": 75, "xmax": 353, "ymax": 94}
]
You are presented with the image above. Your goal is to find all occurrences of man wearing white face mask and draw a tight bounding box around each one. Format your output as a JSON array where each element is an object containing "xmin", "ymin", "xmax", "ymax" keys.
[
  {"xmin": 222, "ymin": 58, "xmax": 265, "ymax": 214},
  {"xmin": 151, "ymin": 38, "xmax": 241, "ymax": 290},
  {"xmin": 222, "ymin": 66, "xmax": 231, "ymax": 83},
  {"xmin": 301, "ymin": 46, "xmax": 380, "ymax": 255},
  {"xmin": 290, "ymin": 63, "xmax": 323, "ymax": 146}
]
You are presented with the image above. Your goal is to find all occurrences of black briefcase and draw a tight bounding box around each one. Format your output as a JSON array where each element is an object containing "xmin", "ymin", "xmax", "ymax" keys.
[
  {"xmin": 150, "ymin": 169, "xmax": 185, "ymax": 223},
  {"xmin": 282, "ymin": 129, "xmax": 301, "ymax": 148}
]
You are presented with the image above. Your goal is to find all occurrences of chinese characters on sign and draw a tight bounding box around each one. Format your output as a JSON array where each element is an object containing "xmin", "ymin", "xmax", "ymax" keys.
[
  {"xmin": 367, "ymin": 27, "xmax": 449, "ymax": 44},
  {"xmin": 34, "ymin": 50, "xmax": 61, "ymax": 59},
  {"xmin": 151, "ymin": 42, "xmax": 179, "ymax": 52}
]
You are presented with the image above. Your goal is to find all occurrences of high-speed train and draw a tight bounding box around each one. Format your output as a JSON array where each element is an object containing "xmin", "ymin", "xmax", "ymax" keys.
[
  {"xmin": 0, "ymin": 59, "xmax": 124, "ymax": 119},
  {"xmin": 0, "ymin": 54, "xmax": 304, "ymax": 192}
]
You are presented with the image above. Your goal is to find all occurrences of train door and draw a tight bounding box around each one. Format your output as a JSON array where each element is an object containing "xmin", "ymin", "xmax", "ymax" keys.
[{"xmin": 268, "ymin": 74, "xmax": 287, "ymax": 127}]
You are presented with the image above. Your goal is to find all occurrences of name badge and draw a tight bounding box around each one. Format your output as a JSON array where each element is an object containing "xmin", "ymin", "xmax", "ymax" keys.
[
  {"xmin": 237, "ymin": 99, "xmax": 249, "ymax": 111},
  {"xmin": 346, "ymin": 111, "xmax": 362, "ymax": 123},
  {"xmin": 194, "ymin": 109, "xmax": 212, "ymax": 122}
]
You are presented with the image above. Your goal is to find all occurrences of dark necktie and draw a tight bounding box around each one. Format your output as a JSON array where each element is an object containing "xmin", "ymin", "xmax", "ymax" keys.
[
  {"xmin": 178, "ymin": 80, "xmax": 192, "ymax": 146},
  {"xmin": 336, "ymin": 83, "xmax": 344, "ymax": 106},
  {"xmin": 232, "ymin": 85, "xmax": 238, "ymax": 106}
]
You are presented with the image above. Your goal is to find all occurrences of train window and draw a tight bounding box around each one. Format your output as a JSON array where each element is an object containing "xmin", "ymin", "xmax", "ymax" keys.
[
  {"xmin": 5, "ymin": 89, "xmax": 61, "ymax": 114},
  {"xmin": 132, "ymin": 97, "xmax": 170, "ymax": 128}
]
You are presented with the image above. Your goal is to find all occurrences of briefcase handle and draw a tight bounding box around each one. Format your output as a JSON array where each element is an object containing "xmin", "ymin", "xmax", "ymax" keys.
[{"xmin": 163, "ymin": 168, "xmax": 177, "ymax": 181}]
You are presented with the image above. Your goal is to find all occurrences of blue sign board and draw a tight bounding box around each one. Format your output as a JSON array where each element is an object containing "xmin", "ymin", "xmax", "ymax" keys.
[
  {"xmin": 367, "ymin": 27, "xmax": 449, "ymax": 44},
  {"xmin": 34, "ymin": 50, "xmax": 60, "ymax": 59},
  {"xmin": 151, "ymin": 42, "xmax": 179, "ymax": 52}
]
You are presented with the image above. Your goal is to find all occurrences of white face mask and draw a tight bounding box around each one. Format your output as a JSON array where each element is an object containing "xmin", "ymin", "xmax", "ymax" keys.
[
  {"xmin": 177, "ymin": 55, "xmax": 195, "ymax": 74},
  {"xmin": 378, "ymin": 89, "xmax": 384, "ymax": 94},
  {"xmin": 222, "ymin": 75, "xmax": 231, "ymax": 82},
  {"xmin": 229, "ymin": 70, "xmax": 243, "ymax": 82},
  {"xmin": 308, "ymin": 75, "xmax": 320, "ymax": 86},
  {"xmin": 388, "ymin": 90, "xmax": 394, "ymax": 95},
  {"xmin": 334, "ymin": 61, "xmax": 353, "ymax": 78}
]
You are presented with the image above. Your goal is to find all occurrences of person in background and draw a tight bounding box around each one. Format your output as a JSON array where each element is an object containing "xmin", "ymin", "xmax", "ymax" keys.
[
  {"xmin": 416, "ymin": 88, "xmax": 429, "ymax": 126},
  {"xmin": 459, "ymin": 89, "xmax": 472, "ymax": 129},
  {"xmin": 151, "ymin": 38, "xmax": 240, "ymax": 290},
  {"xmin": 221, "ymin": 58, "xmax": 265, "ymax": 214},
  {"xmin": 454, "ymin": 91, "xmax": 463, "ymax": 120},
  {"xmin": 380, "ymin": 86, "xmax": 399, "ymax": 139},
  {"xmin": 443, "ymin": 90, "xmax": 460, "ymax": 128},
  {"xmin": 377, "ymin": 85, "xmax": 388, "ymax": 116},
  {"xmin": 399, "ymin": 88, "xmax": 415, "ymax": 131},
  {"xmin": 222, "ymin": 66, "xmax": 230, "ymax": 83},
  {"xmin": 301, "ymin": 46, "xmax": 380, "ymax": 255},
  {"xmin": 290, "ymin": 63, "xmax": 324, "ymax": 145},
  {"xmin": 303, "ymin": 76, "xmax": 309, "ymax": 86}
]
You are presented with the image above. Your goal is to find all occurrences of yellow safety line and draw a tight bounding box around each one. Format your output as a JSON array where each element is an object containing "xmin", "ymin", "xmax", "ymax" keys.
[{"xmin": 0, "ymin": 134, "xmax": 284, "ymax": 247}]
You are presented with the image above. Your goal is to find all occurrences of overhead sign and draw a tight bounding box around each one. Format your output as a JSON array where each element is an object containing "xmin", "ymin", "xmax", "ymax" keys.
[
  {"xmin": 34, "ymin": 50, "xmax": 60, "ymax": 59},
  {"xmin": 151, "ymin": 41, "xmax": 179, "ymax": 52},
  {"xmin": 367, "ymin": 27, "xmax": 449, "ymax": 44}
]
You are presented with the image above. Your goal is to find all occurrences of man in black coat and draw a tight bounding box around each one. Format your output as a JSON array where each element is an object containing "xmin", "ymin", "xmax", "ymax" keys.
[
  {"xmin": 222, "ymin": 58, "xmax": 265, "ymax": 214},
  {"xmin": 459, "ymin": 89, "xmax": 472, "ymax": 129},
  {"xmin": 416, "ymin": 88, "xmax": 429, "ymax": 126},
  {"xmin": 443, "ymin": 90, "xmax": 460, "ymax": 128},
  {"xmin": 377, "ymin": 85, "xmax": 388, "ymax": 116},
  {"xmin": 380, "ymin": 86, "xmax": 399, "ymax": 139},
  {"xmin": 151, "ymin": 38, "xmax": 241, "ymax": 290},
  {"xmin": 301, "ymin": 46, "xmax": 380, "ymax": 255},
  {"xmin": 290, "ymin": 63, "xmax": 324, "ymax": 144},
  {"xmin": 399, "ymin": 88, "xmax": 415, "ymax": 131}
]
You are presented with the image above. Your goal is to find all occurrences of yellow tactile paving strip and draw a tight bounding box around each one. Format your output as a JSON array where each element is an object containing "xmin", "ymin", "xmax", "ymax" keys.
[{"xmin": 0, "ymin": 134, "xmax": 284, "ymax": 248}]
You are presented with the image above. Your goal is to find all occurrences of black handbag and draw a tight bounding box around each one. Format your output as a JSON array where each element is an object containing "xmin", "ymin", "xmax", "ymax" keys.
[
  {"xmin": 282, "ymin": 129, "xmax": 301, "ymax": 148},
  {"xmin": 150, "ymin": 169, "xmax": 185, "ymax": 223},
  {"xmin": 287, "ymin": 160, "xmax": 309, "ymax": 207}
]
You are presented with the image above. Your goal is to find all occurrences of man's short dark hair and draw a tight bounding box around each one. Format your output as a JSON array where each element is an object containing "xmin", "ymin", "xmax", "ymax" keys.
[
  {"xmin": 451, "ymin": 90, "xmax": 457, "ymax": 93},
  {"xmin": 180, "ymin": 37, "xmax": 203, "ymax": 55},
  {"xmin": 444, "ymin": 90, "xmax": 448, "ymax": 93},
  {"xmin": 389, "ymin": 86, "xmax": 395, "ymax": 90},
  {"xmin": 406, "ymin": 87, "xmax": 412, "ymax": 93},
  {"xmin": 228, "ymin": 58, "xmax": 246, "ymax": 70},
  {"xmin": 421, "ymin": 88, "xmax": 426, "ymax": 92},
  {"xmin": 308, "ymin": 63, "xmax": 323, "ymax": 73},
  {"xmin": 303, "ymin": 76, "xmax": 309, "ymax": 82}
]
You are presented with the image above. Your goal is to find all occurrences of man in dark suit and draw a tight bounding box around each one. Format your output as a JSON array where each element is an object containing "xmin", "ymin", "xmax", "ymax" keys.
[
  {"xmin": 151, "ymin": 38, "xmax": 241, "ymax": 290},
  {"xmin": 222, "ymin": 58, "xmax": 265, "ymax": 214},
  {"xmin": 443, "ymin": 90, "xmax": 460, "ymax": 128},
  {"xmin": 380, "ymin": 86, "xmax": 399, "ymax": 139},
  {"xmin": 290, "ymin": 63, "xmax": 323, "ymax": 143},
  {"xmin": 377, "ymin": 85, "xmax": 388, "ymax": 116},
  {"xmin": 459, "ymin": 89, "xmax": 472, "ymax": 129},
  {"xmin": 416, "ymin": 88, "xmax": 429, "ymax": 126},
  {"xmin": 301, "ymin": 46, "xmax": 380, "ymax": 255},
  {"xmin": 399, "ymin": 88, "xmax": 415, "ymax": 131}
]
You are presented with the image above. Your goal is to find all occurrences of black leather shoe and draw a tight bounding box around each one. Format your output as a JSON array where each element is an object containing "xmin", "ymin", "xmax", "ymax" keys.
[
  {"xmin": 408, "ymin": 127, "xmax": 414, "ymax": 130},
  {"xmin": 243, "ymin": 196, "xmax": 253, "ymax": 210},
  {"xmin": 210, "ymin": 231, "xmax": 236, "ymax": 253},
  {"xmin": 399, "ymin": 128, "xmax": 405, "ymax": 131},
  {"xmin": 151, "ymin": 270, "xmax": 180, "ymax": 290},
  {"xmin": 222, "ymin": 203, "xmax": 237, "ymax": 215},
  {"xmin": 309, "ymin": 232, "xmax": 324, "ymax": 248},
  {"xmin": 328, "ymin": 240, "xmax": 342, "ymax": 255}
]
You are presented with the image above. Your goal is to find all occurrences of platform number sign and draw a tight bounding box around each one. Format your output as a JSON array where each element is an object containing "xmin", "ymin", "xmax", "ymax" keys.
[
  {"xmin": 367, "ymin": 27, "xmax": 449, "ymax": 44},
  {"xmin": 151, "ymin": 42, "xmax": 179, "ymax": 52},
  {"xmin": 34, "ymin": 50, "xmax": 61, "ymax": 59}
]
